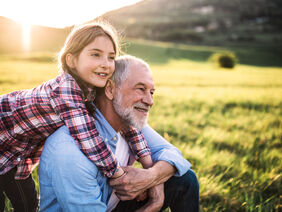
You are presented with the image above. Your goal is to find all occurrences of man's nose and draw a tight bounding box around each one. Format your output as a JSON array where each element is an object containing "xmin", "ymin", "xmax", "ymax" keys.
[{"xmin": 143, "ymin": 92, "xmax": 154, "ymax": 107}]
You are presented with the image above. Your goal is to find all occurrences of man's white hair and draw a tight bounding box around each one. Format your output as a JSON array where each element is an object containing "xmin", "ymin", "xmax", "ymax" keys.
[{"xmin": 112, "ymin": 55, "xmax": 151, "ymax": 87}]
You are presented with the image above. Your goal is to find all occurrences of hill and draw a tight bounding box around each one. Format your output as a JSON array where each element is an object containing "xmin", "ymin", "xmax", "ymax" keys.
[
  {"xmin": 1, "ymin": 0, "xmax": 282, "ymax": 67},
  {"xmin": 1, "ymin": 0, "xmax": 282, "ymax": 52},
  {"xmin": 102, "ymin": 0, "xmax": 282, "ymax": 46}
]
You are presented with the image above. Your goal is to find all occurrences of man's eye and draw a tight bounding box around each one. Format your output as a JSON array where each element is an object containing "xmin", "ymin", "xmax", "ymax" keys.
[{"xmin": 109, "ymin": 56, "xmax": 115, "ymax": 60}]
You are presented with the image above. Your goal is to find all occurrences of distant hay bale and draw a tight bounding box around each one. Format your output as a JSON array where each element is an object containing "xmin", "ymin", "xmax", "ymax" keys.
[{"xmin": 209, "ymin": 52, "xmax": 238, "ymax": 69}]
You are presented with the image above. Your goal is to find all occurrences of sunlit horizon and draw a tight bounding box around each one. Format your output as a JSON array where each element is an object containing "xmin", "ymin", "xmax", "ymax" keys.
[
  {"xmin": 0, "ymin": 0, "xmax": 142, "ymax": 52},
  {"xmin": 0, "ymin": 0, "xmax": 142, "ymax": 28}
]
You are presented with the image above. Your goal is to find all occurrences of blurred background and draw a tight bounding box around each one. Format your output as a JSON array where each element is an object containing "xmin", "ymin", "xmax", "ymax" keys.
[{"xmin": 0, "ymin": 0, "xmax": 281, "ymax": 211}]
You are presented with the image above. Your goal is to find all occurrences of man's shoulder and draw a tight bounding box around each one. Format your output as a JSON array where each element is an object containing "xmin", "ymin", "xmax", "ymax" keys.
[{"xmin": 44, "ymin": 126, "xmax": 73, "ymax": 149}]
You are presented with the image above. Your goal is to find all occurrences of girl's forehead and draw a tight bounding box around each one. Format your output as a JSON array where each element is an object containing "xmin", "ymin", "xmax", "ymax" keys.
[{"xmin": 84, "ymin": 36, "xmax": 115, "ymax": 53}]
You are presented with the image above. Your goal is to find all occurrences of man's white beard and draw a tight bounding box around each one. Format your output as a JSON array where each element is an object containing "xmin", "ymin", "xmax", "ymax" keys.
[{"xmin": 113, "ymin": 91, "xmax": 148, "ymax": 131}]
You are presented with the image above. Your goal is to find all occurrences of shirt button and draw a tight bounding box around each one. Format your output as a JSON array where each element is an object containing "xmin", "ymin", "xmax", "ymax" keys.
[
  {"xmin": 17, "ymin": 157, "xmax": 21, "ymax": 162},
  {"xmin": 105, "ymin": 138, "xmax": 108, "ymax": 142},
  {"xmin": 113, "ymin": 136, "xmax": 117, "ymax": 141}
]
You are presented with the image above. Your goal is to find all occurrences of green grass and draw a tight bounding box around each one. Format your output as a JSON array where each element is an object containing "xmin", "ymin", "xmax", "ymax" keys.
[
  {"xmin": 0, "ymin": 42, "xmax": 281, "ymax": 211},
  {"xmin": 148, "ymin": 60, "xmax": 282, "ymax": 211}
]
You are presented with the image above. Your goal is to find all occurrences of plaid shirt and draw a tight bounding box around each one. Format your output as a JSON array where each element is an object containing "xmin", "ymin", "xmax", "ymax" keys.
[{"xmin": 0, "ymin": 73, "xmax": 150, "ymax": 180}]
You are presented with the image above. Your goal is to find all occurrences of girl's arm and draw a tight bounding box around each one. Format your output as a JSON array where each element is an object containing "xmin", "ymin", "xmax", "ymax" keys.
[
  {"xmin": 50, "ymin": 75, "xmax": 119, "ymax": 178},
  {"xmin": 138, "ymin": 155, "xmax": 154, "ymax": 169},
  {"xmin": 112, "ymin": 167, "xmax": 125, "ymax": 178},
  {"xmin": 121, "ymin": 126, "xmax": 151, "ymax": 161}
]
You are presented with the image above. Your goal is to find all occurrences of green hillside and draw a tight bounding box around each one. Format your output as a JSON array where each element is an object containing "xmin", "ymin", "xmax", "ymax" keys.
[
  {"xmin": 102, "ymin": 0, "xmax": 282, "ymax": 46},
  {"xmin": 124, "ymin": 39, "xmax": 282, "ymax": 67}
]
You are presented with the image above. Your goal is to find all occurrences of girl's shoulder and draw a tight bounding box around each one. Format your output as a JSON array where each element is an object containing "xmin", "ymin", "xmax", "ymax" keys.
[
  {"xmin": 56, "ymin": 72, "xmax": 76, "ymax": 84},
  {"xmin": 49, "ymin": 73, "xmax": 85, "ymax": 101},
  {"xmin": 50, "ymin": 73, "xmax": 80, "ymax": 90}
]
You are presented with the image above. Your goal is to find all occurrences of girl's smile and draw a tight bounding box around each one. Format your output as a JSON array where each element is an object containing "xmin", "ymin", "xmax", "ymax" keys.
[{"xmin": 67, "ymin": 35, "xmax": 115, "ymax": 88}]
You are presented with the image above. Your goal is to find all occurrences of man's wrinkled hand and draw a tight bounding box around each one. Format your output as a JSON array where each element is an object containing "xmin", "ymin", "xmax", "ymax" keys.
[
  {"xmin": 136, "ymin": 191, "xmax": 148, "ymax": 202},
  {"xmin": 135, "ymin": 183, "xmax": 164, "ymax": 212},
  {"xmin": 109, "ymin": 166, "xmax": 155, "ymax": 200}
]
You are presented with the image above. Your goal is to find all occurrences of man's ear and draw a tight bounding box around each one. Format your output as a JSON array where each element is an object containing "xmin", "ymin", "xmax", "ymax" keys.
[
  {"xmin": 105, "ymin": 80, "xmax": 116, "ymax": 100},
  {"xmin": 66, "ymin": 53, "xmax": 76, "ymax": 68}
]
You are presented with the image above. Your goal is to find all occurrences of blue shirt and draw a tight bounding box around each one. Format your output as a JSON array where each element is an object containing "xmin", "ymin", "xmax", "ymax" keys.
[{"xmin": 39, "ymin": 109, "xmax": 191, "ymax": 212}]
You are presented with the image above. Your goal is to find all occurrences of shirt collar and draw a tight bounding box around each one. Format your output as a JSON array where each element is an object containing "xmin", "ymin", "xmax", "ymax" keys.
[{"xmin": 94, "ymin": 108, "xmax": 118, "ymax": 143}]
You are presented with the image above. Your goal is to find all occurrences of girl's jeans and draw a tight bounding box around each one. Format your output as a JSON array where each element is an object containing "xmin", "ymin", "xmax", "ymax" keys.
[{"xmin": 0, "ymin": 167, "xmax": 38, "ymax": 212}]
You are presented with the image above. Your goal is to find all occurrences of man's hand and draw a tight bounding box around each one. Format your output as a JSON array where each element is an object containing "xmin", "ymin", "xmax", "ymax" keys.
[
  {"xmin": 135, "ymin": 184, "xmax": 164, "ymax": 212},
  {"xmin": 109, "ymin": 166, "xmax": 155, "ymax": 200},
  {"xmin": 109, "ymin": 161, "xmax": 176, "ymax": 201},
  {"xmin": 136, "ymin": 191, "xmax": 148, "ymax": 202}
]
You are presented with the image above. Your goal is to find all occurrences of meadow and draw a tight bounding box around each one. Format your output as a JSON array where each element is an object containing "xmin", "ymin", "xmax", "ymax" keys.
[{"xmin": 0, "ymin": 41, "xmax": 281, "ymax": 211}]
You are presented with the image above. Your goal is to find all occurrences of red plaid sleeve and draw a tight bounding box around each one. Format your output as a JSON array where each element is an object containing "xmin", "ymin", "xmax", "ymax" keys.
[
  {"xmin": 14, "ymin": 144, "xmax": 44, "ymax": 180},
  {"xmin": 49, "ymin": 75, "xmax": 118, "ymax": 177},
  {"xmin": 121, "ymin": 126, "xmax": 151, "ymax": 160}
]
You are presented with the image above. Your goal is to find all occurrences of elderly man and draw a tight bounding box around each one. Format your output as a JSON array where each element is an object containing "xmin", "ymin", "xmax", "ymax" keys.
[{"xmin": 39, "ymin": 55, "xmax": 199, "ymax": 212}]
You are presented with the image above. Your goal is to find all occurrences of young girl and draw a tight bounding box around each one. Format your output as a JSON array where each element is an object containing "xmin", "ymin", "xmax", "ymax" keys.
[{"xmin": 0, "ymin": 21, "xmax": 153, "ymax": 211}]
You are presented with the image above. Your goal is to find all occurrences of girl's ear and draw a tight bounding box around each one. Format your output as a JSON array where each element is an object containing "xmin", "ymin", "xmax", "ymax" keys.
[
  {"xmin": 105, "ymin": 80, "xmax": 116, "ymax": 100},
  {"xmin": 66, "ymin": 53, "xmax": 76, "ymax": 69}
]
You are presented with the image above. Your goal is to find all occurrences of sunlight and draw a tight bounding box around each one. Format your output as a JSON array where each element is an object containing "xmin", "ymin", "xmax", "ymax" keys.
[
  {"xmin": 0, "ymin": 0, "xmax": 142, "ymax": 52},
  {"xmin": 0, "ymin": 0, "xmax": 142, "ymax": 28},
  {"xmin": 21, "ymin": 23, "xmax": 31, "ymax": 51}
]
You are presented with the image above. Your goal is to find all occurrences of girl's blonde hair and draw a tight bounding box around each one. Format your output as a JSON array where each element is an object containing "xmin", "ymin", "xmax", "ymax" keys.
[
  {"xmin": 58, "ymin": 20, "xmax": 119, "ymax": 115},
  {"xmin": 58, "ymin": 20, "xmax": 120, "ymax": 74}
]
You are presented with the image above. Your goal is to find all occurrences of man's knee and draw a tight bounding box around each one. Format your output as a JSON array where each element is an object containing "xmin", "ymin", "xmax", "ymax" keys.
[
  {"xmin": 183, "ymin": 169, "xmax": 199, "ymax": 193},
  {"xmin": 165, "ymin": 169, "xmax": 199, "ymax": 194},
  {"xmin": 162, "ymin": 170, "xmax": 199, "ymax": 211}
]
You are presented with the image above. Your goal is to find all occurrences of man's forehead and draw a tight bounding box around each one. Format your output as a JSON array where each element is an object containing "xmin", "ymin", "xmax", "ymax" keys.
[{"xmin": 125, "ymin": 62, "xmax": 154, "ymax": 86}]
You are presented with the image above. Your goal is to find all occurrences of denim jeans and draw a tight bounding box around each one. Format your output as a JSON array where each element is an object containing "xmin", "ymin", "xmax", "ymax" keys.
[
  {"xmin": 112, "ymin": 169, "xmax": 199, "ymax": 212},
  {"xmin": 0, "ymin": 167, "xmax": 39, "ymax": 212}
]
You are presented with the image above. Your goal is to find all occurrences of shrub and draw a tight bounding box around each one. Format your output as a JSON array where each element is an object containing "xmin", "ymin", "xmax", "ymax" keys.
[{"xmin": 209, "ymin": 52, "xmax": 238, "ymax": 68}]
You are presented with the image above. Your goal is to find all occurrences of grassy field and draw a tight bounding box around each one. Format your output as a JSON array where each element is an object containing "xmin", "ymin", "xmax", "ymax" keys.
[
  {"xmin": 149, "ymin": 60, "xmax": 282, "ymax": 211},
  {"xmin": 0, "ymin": 42, "xmax": 281, "ymax": 211}
]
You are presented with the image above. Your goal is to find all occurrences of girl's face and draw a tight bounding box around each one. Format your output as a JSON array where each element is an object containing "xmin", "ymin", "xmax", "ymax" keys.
[{"xmin": 69, "ymin": 36, "xmax": 115, "ymax": 88}]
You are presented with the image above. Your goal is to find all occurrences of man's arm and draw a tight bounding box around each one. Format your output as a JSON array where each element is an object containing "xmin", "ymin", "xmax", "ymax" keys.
[{"xmin": 142, "ymin": 125, "xmax": 191, "ymax": 176}]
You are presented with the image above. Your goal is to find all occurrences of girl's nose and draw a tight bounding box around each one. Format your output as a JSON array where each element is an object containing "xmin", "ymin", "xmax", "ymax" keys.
[{"xmin": 100, "ymin": 56, "xmax": 109, "ymax": 68}]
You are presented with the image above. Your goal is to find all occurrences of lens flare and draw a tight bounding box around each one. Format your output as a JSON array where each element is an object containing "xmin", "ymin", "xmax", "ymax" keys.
[{"xmin": 22, "ymin": 23, "xmax": 31, "ymax": 51}]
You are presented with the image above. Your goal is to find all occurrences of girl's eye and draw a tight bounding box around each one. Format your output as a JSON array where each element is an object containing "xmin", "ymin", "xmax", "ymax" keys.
[
  {"xmin": 109, "ymin": 56, "xmax": 115, "ymax": 60},
  {"xmin": 92, "ymin": 53, "xmax": 100, "ymax": 57}
]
